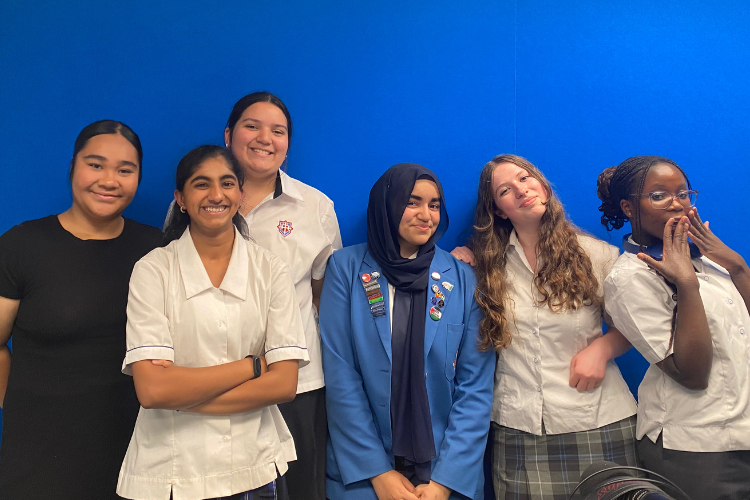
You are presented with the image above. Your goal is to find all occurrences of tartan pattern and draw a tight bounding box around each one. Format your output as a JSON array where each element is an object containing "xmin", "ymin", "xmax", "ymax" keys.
[{"xmin": 492, "ymin": 416, "xmax": 639, "ymax": 500}]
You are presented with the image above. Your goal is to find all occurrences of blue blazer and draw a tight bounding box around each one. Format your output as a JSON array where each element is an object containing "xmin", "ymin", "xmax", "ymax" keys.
[{"xmin": 319, "ymin": 244, "xmax": 494, "ymax": 500}]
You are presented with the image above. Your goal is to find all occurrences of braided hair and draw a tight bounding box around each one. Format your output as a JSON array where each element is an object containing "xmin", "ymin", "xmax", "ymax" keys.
[{"xmin": 596, "ymin": 155, "xmax": 692, "ymax": 352}]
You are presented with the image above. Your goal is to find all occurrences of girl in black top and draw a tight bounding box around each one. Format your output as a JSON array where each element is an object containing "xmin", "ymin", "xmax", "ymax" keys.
[{"xmin": 0, "ymin": 120, "xmax": 162, "ymax": 500}]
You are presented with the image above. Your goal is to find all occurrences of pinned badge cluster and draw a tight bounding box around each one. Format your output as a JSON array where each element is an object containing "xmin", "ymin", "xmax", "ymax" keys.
[
  {"xmin": 361, "ymin": 271, "xmax": 384, "ymax": 317},
  {"xmin": 429, "ymin": 272, "xmax": 453, "ymax": 321}
]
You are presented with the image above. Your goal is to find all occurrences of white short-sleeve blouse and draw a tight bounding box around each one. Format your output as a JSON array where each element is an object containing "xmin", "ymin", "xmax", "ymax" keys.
[
  {"xmin": 605, "ymin": 251, "xmax": 750, "ymax": 452},
  {"xmin": 117, "ymin": 227, "xmax": 308, "ymax": 500}
]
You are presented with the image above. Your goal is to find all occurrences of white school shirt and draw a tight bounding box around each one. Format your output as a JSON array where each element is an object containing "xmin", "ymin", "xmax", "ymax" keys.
[
  {"xmin": 492, "ymin": 231, "xmax": 637, "ymax": 436},
  {"xmin": 605, "ymin": 250, "xmax": 750, "ymax": 452},
  {"xmin": 117, "ymin": 227, "xmax": 309, "ymax": 500}
]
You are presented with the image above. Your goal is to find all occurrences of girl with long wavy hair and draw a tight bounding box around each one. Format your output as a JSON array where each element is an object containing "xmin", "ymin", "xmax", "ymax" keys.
[
  {"xmin": 598, "ymin": 156, "xmax": 750, "ymax": 500},
  {"xmin": 452, "ymin": 154, "xmax": 637, "ymax": 500}
]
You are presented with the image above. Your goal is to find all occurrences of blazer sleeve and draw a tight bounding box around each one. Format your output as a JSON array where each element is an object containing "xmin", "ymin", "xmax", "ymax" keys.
[
  {"xmin": 319, "ymin": 252, "xmax": 392, "ymax": 485},
  {"xmin": 431, "ymin": 269, "xmax": 495, "ymax": 497}
]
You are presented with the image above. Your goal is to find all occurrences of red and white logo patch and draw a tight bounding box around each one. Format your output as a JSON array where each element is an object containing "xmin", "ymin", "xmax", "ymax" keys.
[{"xmin": 277, "ymin": 220, "xmax": 293, "ymax": 237}]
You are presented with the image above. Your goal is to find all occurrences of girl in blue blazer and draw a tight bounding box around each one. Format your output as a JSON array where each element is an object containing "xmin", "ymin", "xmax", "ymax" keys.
[{"xmin": 319, "ymin": 163, "xmax": 495, "ymax": 500}]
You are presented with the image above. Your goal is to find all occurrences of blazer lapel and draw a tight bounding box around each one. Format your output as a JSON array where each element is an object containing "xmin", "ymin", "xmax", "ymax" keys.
[
  {"xmin": 361, "ymin": 252, "xmax": 392, "ymax": 362},
  {"xmin": 423, "ymin": 249, "xmax": 456, "ymax": 359}
]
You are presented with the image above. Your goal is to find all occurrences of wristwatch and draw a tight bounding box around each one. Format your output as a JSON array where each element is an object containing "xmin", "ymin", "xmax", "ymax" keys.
[{"xmin": 245, "ymin": 355, "xmax": 262, "ymax": 379}]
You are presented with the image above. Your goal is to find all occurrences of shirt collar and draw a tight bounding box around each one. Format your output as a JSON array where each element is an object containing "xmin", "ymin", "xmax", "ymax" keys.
[
  {"xmin": 176, "ymin": 226, "xmax": 249, "ymax": 300},
  {"xmin": 277, "ymin": 170, "xmax": 304, "ymax": 202},
  {"xmin": 505, "ymin": 229, "xmax": 535, "ymax": 273}
]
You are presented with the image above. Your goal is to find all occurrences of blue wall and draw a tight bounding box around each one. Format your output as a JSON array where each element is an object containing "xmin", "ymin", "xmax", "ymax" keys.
[{"xmin": 2, "ymin": 0, "xmax": 749, "ymax": 476}]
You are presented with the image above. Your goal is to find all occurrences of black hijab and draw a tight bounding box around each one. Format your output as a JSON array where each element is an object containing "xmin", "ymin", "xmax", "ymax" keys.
[{"xmin": 366, "ymin": 163, "xmax": 448, "ymax": 482}]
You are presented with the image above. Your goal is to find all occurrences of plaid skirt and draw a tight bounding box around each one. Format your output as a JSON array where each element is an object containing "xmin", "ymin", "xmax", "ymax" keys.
[{"xmin": 492, "ymin": 416, "xmax": 639, "ymax": 500}]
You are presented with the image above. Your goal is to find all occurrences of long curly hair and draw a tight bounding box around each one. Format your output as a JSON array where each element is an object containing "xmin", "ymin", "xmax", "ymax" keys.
[{"xmin": 469, "ymin": 154, "xmax": 601, "ymax": 351}]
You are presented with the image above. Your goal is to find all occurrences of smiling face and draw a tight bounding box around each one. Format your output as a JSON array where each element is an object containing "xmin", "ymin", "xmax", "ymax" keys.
[
  {"xmin": 224, "ymin": 101, "xmax": 289, "ymax": 180},
  {"xmin": 397, "ymin": 179, "xmax": 441, "ymax": 257},
  {"xmin": 490, "ymin": 162, "xmax": 549, "ymax": 228},
  {"xmin": 174, "ymin": 156, "xmax": 242, "ymax": 236},
  {"xmin": 620, "ymin": 162, "xmax": 692, "ymax": 246},
  {"xmin": 70, "ymin": 133, "xmax": 140, "ymax": 221}
]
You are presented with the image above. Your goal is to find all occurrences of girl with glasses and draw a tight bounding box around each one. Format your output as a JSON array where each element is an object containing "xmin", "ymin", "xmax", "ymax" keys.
[{"xmin": 598, "ymin": 155, "xmax": 750, "ymax": 500}]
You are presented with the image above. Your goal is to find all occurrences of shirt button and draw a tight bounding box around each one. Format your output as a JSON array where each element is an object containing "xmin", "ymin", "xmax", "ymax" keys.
[
  {"xmin": 728, "ymin": 299, "xmax": 734, "ymax": 304},
  {"xmin": 218, "ymin": 320, "xmax": 224, "ymax": 327},
  {"xmin": 222, "ymin": 436, "xmax": 229, "ymax": 442},
  {"xmin": 532, "ymin": 303, "xmax": 537, "ymax": 308},
  {"xmin": 741, "ymin": 328, "xmax": 746, "ymax": 335},
  {"xmin": 537, "ymin": 386, "xmax": 542, "ymax": 392},
  {"xmin": 702, "ymin": 276, "xmax": 709, "ymax": 281},
  {"xmin": 532, "ymin": 329, "xmax": 538, "ymax": 335},
  {"xmin": 219, "ymin": 358, "xmax": 226, "ymax": 363},
  {"xmin": 533, "ymin": 357, "xmax": 539, "ymax": 363}
]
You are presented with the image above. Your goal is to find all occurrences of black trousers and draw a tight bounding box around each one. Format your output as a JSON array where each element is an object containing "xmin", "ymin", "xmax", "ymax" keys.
[
  {"xmin": 277, "ymin": 387, "xmax": 327, "ymax": 500},
  {"xmin": 638, "ymin": 434, "xmax": 750, "ymax": 500}
]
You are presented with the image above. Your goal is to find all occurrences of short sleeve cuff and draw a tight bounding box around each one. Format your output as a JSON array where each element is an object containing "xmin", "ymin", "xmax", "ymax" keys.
[
  {"xmin": 265, "ymin": 345, "xmax": 310, "ymax": 367},
  {"xmin": 122, "ymin": 345, "xmax": 175, "ymax": 375}
]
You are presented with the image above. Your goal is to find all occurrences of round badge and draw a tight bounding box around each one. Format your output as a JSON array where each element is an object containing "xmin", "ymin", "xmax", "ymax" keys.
[
  {"xmin": 431, "ymin": 271, "xmax": 441, "ymax": 281},
  {"xmin": 361, "ymin": 273, "xmax": 371, "ymax": 283},
  {"xmin": 429, "ymin": 306, "xmax": 442, "ymax": 321},
  {"xmin": 431, "ymin": 284, "xmax": 440, "ymax": 294},
  {"xmin": 371, "ymin": 271, "xmax": 380, "ymax": 279},
  {"xmin": 438, "ymin": 299, "xmax": 445, "ymax": 308},
  {"xmin": 431, "ymin": 296, "xmax": 438, "ymax": 305}
]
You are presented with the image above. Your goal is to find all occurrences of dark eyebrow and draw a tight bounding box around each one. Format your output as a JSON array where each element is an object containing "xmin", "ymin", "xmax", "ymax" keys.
[
  {"xmin": 83, "ymin": 154, "xmax": 138, "ymax": 169},
  {"xmin": 191, "ymin": 174, "xmax": 238, "ymax": 183},
  {"xmin": 239, "ymin": 117, "xmax": 288, "ymax": 131},
  {"xmin": 409, "ymin": 195, "xmax": 441, "ymax": 203}
]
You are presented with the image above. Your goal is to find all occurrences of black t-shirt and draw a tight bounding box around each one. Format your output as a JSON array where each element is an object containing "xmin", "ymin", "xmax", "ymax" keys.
[{"xmin": 0, "ymin": 215, "xmax": 162, "ymax": 499}]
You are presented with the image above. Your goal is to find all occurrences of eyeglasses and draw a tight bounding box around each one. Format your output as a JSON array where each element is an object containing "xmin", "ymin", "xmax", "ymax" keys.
[{"xmin": 632, "ymin": 190, "xmax": 698, "ymax": 210}]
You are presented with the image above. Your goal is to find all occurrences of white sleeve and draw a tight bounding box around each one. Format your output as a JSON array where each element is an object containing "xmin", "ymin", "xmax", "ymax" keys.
[
  {"xmin": 264, "ymin": 259, "xmax": 310, "ymax": 366},
  {"xmin": 604, "ymin": 265, "xmax": 676, "ymax": 363},
  {"xmin": 122, "ymin": 257, "xmax": 174, "ymax": 375},
  {"xmin": 311, "ymin": 198, "xmax": 342, "ymax": 280}
]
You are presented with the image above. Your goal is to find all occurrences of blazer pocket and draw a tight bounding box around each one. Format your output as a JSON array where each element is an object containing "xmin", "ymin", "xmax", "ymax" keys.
[{"xmin": 445, "ymin": 323, "xmax": 464, "ymax": 380}]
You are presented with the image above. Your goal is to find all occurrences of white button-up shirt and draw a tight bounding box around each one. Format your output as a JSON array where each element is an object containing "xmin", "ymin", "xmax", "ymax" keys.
[
  {"xmin": 117, "ymin": 228, "xmax": 308, "ymax": 500},
  {"xmin": 605, "ymin": 251, "xmax": 750, "ymax": 452},
  {"xmin": 244, "ymin": 171, "xmax": 341, "ymax": 393},
  {"xmin": 492, "ymin": 232, "xmax": 636, "ymax": 435}
]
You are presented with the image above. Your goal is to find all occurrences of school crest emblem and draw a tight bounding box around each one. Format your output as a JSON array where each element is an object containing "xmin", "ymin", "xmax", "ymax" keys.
[{"xmin": 277, "ymin": 220, "xmax": 293, "ymax": 237}]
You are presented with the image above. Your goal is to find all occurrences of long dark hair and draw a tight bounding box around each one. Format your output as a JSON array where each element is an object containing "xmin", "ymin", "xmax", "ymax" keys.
[
  {"xmin": 70, "ymin": 120, "xmax": 143, "ymax": 183},
  {"xmin": 469, "ymin": 154, "xmax": 600, "ymax": 351},
  {"xmin": 597, "ymin": 155, "xmax": 692, "ymax": 352},
  {"xmin": 225, "ymin": 91, "xmax": 293, "ymax": 148},
  {"xmin": 163, "ymin": 145, "xmax": 250, "ymax": 244}
]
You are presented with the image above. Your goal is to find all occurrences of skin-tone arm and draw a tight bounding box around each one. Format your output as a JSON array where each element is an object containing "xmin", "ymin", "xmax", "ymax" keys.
[
  {"xmin": 184, "ymin": 360, "xmax": 298, "ymax": 415},
  {"xmin": 569, "ymin": 327, "xmax": 631, "ymax": 392},
  {"xmin": 131, "ymin": 357, "xmax": 256, "ymax": 410},
  {"xmin": 370, "ymin": 470, "xmax": 419, "ymax": 500},
  {"xmin": 688, "ymin": 208, "xmax": 750, "ymax": 312},
  {"xmin": 639, "ymin": 216, "xmax": 712, "ymax": 391},
  {"xmin": 311, "ymin": 278, "xmax": 324, "ymax": 312},
  {"xmin": 0, "ymin": 297, "xmax": 20, "ymax": 408}
]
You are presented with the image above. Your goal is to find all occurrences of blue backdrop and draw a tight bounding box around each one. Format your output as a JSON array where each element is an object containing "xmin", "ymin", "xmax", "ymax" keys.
[{"xmin": 2, "ymin": 0, "xmax": 749, "ymax": 488}]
